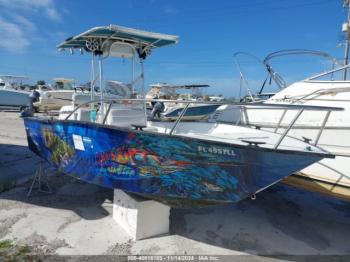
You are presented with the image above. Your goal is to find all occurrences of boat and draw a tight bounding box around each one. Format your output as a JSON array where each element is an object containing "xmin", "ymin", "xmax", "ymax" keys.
[
  {"xmin": 23, "ymin": 25, "xmax": 338, "ymax": 206},
  {"xmin": 0, "ymin": 75, "xmax": 30, "ymax": 108},
  {"xmin": 57, "ymin": 80, "xmax": 134, "ymax": 120},
  {"xmin": 213, "ymin": 49, "xmax": 350, "ymax": 201},
  {"xmin": 146, "ymin": 83, "xmax": 221, "ymax": 121},
  {"xmin": 34, "ymin": 78, "xmax": 85, "ymax": 111},
  {"xmin": 35, "ymin": 77, "xmax": 124, "ymax": 113}
]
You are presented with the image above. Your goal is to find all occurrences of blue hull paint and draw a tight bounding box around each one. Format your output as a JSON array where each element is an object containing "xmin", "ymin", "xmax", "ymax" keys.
[
  {"xmin": 24, "ymin": 118, "xmax": 323, "ymax": 204},
  {"xmin": 164, "ymin": 104, "xmax": 220, "ymax": 118}
]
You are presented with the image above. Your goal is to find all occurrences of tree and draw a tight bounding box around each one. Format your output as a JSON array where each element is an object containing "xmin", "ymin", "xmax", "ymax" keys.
[{"xmin": 37, "ymin": 80, "xmax": 46, "ymax": 86}]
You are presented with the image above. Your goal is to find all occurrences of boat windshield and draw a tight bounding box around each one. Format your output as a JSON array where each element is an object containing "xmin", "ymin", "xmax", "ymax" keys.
[{"xmin": 105, "ymin": 81, "xmax": 132, "ymax": 98}]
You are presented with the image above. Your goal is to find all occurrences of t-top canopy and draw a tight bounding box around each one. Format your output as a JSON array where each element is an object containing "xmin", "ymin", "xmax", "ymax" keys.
[
  {"xmin": 57, "ymin": 24, "xmax": 179, "ymax": 59},
  {"xmin": 0, "ymin": 75, "xmax": 29, "ymax": 81},
  {"xmin": 53, "ymin": 78, "xmax": 75, "ymax": 83},
  {"xmin": 150, "ymin": 83, "xmax": 210, "ymax": 89}
]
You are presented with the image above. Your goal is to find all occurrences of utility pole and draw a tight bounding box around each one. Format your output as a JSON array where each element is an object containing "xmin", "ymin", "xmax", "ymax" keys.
[{"xmin": 343, "ymin": 0, "xmax": 350, "ymax": 80}]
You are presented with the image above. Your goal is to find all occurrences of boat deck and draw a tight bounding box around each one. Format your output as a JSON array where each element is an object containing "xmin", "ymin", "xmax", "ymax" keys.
[{"xmin": 149, "ymin": 121, "xmax": 327, "ymax": 154}]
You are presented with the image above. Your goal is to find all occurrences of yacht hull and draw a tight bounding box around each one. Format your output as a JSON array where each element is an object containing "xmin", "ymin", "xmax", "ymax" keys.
[
  {"xmin": 259, "ymin": 82, "xmax": 350, "ymax": 197},
  {"xmin": 213, "ymin": 80, "xmax": 350, "ymax": 199},
  {"xmin": 275, "ymin": 128, "xmax": 350, "ymax": 200},
  {"xmin": 24, "ymin": 117, "xmax": 324, "ymax": 205}
]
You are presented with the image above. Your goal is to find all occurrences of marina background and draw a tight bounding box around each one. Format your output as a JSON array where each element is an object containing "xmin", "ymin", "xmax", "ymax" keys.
[
  {"xmin": 0, "ymin": 0, "xmax": 346, "ymax": 97},
  {"xmin": 1, "ymin": 0, "xmax": 350, "ymax": 259}
]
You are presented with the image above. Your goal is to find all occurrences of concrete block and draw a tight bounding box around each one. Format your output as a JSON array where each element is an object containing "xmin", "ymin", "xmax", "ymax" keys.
[{"xmin": 113, "ymin": 189, "xmax": 170, "ymax": 240}]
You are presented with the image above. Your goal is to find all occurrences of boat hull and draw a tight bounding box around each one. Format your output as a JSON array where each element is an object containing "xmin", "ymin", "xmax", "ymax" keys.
[
  {"xmin": 265, "ymin": 127, "xmax": 350, "ymax": 200},
  {"xmin": 0, "ymin": 89, "xmax": 29, "ymax": 107},
  {"xmin": 163, "ymin": 104, "xmax": 220, "ymax": 121},
  {"xmin": 212, "ymin": 80, "xmax": 350, "ymax": 199},
  {"xmin": 24, "ymin": 118, "xmax": 324, "ymax": 205},
  {"xmin": 34, "ymin": 90, "xmax": 75, "ymax": 111}
]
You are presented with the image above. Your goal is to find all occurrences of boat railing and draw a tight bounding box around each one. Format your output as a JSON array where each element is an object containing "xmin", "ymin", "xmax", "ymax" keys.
[
  {"xmin": 306, "ymin": 64, "xmax": 350, "ymax": 81},
  {"xmin": 64, "ymin": 98, "xmax": 343, "ymax": 150},
  {"xmin": 238, "ymin": 104, "xmax": 344, "ymax": 149},
  {"xmin": 275, "ymin": 87, "xmax": 350, "ymax": 104}
]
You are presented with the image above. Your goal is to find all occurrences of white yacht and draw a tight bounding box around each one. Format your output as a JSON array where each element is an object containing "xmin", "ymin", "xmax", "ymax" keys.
[{"xmin": 213, "ymin": 49, "xmax": 350, "ymax": 200}]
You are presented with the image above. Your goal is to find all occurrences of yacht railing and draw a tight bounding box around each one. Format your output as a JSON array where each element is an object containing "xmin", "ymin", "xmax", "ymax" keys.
[
  {"xmin": 64, "ymin": 98, "xmax": 343, "ymax": 150},
  {"xmin": 239, "ymin": 104, "xmax": 340, "ymax": 147},
  {"xmin": 306, "ymin": 64, "xmax": 350, "ymax": 81},
  {"xmin": 274, "ymin": 87, "xmax": 350, "ymax": 104}
]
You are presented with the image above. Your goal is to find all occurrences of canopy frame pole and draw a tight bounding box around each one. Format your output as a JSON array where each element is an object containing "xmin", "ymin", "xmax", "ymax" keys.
[
  {"xmin": 90, "ymin": 53, "xmax": 95, "ymax": 109},
  {"xmin": 131, "ymin": 55, "xmax": 135, "ymax": 93},
  {"xmin": 99, "ymin": 55, "xmax": 104, "ymax": 116},
  {"xmin": 140, "ymin": 58, "xmax": 147, "ymax": 120}
]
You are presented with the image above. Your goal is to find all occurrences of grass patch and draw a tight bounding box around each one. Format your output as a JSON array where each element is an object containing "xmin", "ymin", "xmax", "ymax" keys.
[
  {"xmin": 0, "ymin": 240, "xmax": 36, "ymax": 260},
  {"xmin": 0, "ymin": 239, "xmax": 13, "ymax": 249}
]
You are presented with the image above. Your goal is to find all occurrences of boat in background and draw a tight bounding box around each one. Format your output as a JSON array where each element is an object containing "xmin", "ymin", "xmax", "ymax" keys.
[
  {"xmin": 23, "ymin": 25, "xmax": 338, "ymax": 206},
  {"xmin": 146, "ymin": 83, "xmax": 220, "ymax": 121},
  {"xmin": 0, "ymin": 75, "xmax": 30, "ymax": 108},
  {"xmin": 58, "ymin": 80, "xmax": 134, "ymax": 120},
  {"xmin": 35, "ymin": 77, "xmax": 131, "ymax": 115},
  {"xmin": 34, "ymin": 78, "xmax": 87, "ymax": 111},
  {"xmin": 213, "ymin": 49, "xmax": 350, "ymax": 201}
]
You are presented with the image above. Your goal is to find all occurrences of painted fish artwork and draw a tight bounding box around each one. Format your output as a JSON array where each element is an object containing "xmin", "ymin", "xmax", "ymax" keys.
[{"xmin": 24, "ymin": 118, "xmax": 325, "ymax": 206}]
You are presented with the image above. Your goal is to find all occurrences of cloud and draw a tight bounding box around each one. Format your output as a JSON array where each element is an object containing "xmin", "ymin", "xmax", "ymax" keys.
[
  {"xmin": 0, "ymin": 0, "xmax": 61, "ymax": 21},
  {"xmin": 10, "ymin": 14, "xmax": 36, "ymax": 31},
  {"xmin": 0, "ymin": 0, "xmax": 63, "ymax": 52},
  {"xmin": 46, "ymin": 6, "xmax": 60, "ymax": 21},
  {"xmin": 0, "ymin": 17, "xmax": 30, "ymax": 53}
]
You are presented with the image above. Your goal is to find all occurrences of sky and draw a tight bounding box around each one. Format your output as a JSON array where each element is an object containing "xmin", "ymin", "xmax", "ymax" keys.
[{"xmin": 0, "ymin": 0, "xmax": 347, "ymax": 98}]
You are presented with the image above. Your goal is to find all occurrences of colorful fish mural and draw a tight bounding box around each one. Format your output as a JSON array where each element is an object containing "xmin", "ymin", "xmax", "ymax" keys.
[{"xmin": 24, "ymin": 118, "xmax": 324, "ymax": 206}]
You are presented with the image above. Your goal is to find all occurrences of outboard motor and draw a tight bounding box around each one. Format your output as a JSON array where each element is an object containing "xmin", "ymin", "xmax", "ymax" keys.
[{"xmin": 20, "ymin": 90, "xmax": 40, "ymax": 117}]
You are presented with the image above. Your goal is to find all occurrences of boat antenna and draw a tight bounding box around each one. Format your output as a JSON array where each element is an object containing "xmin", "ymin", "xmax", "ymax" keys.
[{"xmin": 343, "ymin": 0, "xmax": 350, "ymax": 80}]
